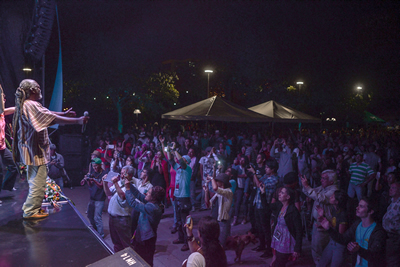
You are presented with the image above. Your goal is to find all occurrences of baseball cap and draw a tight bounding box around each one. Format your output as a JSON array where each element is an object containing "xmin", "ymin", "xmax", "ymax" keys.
[{"xmin": 92, "ymin": 158, "xmax": 102, "ymax": 165}]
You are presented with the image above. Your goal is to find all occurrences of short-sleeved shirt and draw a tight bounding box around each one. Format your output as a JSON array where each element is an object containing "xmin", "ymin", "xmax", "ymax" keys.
[
  {"xmin": 331, "ymin": 208, "xmax": 348, "ymax": 232},
  {"xmin": 349, "ymin": 162, "xmax": 374, "ymax": 185},
  {"xmin": 108, "ymin": 180, "xmax": 131, "ymax": 217},
  {"xmin": 18, "ymin": 100, "xmax": 56, "ymax": 166}
]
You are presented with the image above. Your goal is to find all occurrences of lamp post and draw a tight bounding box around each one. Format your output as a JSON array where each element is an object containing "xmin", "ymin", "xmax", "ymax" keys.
[
  {"xmin": 357, "ymin": 86, "xmax": 362, "ymax": 90},
  {"xmin": 134, "ymin": 109, "xmax": 141, "ymax": 123},
  {"xmin": 205, "ymin": 70, "xmax": 213, "ymax": 98},
  {"xmin": 296, "ymin": 81, "xmax": 303, "ymax": 95}
]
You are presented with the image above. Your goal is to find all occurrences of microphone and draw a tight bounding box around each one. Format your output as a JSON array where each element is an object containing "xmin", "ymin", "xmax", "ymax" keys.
[{"xmin": 82, "ymin": 111, "xmax": 89, "ymax": 133}]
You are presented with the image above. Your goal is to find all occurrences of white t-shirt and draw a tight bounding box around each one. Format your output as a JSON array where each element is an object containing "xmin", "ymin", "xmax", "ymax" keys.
[{"xmin": 183, "ymin": 252, "xmax": 205, "ymax": 267}]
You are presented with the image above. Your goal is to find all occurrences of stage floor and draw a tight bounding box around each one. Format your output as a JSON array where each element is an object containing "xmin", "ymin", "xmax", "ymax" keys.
[{"xmin": 0, "ymin": 183, "xmax": 112, "ymax": 267}]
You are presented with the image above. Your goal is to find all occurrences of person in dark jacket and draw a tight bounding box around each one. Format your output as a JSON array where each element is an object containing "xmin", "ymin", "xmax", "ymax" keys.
[
  {"xmin": 320, "ymin": 196, "xmax": 386, "ymax": 267},
  {"xmin": 270, "ymin": 187, "xmax": 303, "ymax": 267},
  {"xmin": 125, "ymin": 182, "xmax": 165, "ymax": 267}
]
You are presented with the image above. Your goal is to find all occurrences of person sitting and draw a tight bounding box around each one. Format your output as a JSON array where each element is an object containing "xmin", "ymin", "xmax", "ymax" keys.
[
  {"xmin": 320, "ymin": 196, "xmax": 386, "ymax": 267},
  {"xmin": 124, "ymin": 182, "xmax": 165, "ymax": 267}
]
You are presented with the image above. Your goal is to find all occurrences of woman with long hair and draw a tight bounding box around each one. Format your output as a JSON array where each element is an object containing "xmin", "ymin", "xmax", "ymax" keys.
[
  {"xmin": 183, "ymin": 216, "xmax": 227, "ymax": 267},
  {"xmin": 150, "ymin": 150, "xmax": 168, "ymax": 190},
  {"xmin": 270, "ymin": 187, "xmax": 302, "ymax": 267}
]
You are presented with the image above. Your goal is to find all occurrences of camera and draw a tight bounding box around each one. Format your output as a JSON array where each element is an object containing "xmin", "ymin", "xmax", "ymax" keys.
[{"xmin": 186, "ymin": 215, "xmax": 192, "ymax": 225}]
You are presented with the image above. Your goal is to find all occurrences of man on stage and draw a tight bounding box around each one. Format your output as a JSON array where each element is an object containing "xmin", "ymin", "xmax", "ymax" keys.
[{"xmin": 12, "ymin": 79, "xmax": 89, "ymax": 220}]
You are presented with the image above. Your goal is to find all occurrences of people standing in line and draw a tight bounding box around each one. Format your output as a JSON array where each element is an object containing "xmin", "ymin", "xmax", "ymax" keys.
[
  {"xmin": 47, "ymin": 144, "xmax": 65, "ymax": 190},
  {"xmin": 320, "ymin": 196, "xmax": 386, "ymax": 267},
  {"xmin": 11, "ymin": 79, "xmax": 88, "ymax": 220}
]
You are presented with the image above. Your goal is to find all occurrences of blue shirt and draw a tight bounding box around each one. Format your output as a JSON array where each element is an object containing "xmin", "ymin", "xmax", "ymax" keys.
[
  {"xmin": 253, "ymin": 174, "xmax": 279, "ymax": 209},
  {"xmin": 355, "ymin": 222, "xmax": 376, "ymax": 267},
  {"xmin": 172, "ymin": 158, "xmax": 192, "ymax": 198}
]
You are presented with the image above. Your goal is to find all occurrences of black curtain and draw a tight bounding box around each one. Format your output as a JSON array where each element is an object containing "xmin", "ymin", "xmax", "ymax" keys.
[{"xmin": 0, "ymin": 1, "xmax": 34, "ymax": 106}]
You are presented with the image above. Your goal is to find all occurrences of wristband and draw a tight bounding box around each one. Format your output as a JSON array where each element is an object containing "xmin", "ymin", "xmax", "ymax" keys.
[{"xmin": 187, "ymin": 235, "xmax": 195, "ymax": 242}]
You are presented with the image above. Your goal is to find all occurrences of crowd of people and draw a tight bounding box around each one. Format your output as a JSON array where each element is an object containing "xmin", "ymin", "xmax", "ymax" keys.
[{"xmin": 79, "ymin": 124, "xmax": 400, "ymax": 267}]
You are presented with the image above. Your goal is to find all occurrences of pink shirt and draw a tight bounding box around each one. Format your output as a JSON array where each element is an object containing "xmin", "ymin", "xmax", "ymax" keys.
[{"xmin": 0, "ymin": 113, "xmax": 5, "ymax": 150}]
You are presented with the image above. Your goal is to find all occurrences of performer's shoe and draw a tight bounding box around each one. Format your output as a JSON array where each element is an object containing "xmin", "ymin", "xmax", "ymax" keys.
[{"xmin": 23, "ymin": 209, "xmax": 49, "ymax": 220}]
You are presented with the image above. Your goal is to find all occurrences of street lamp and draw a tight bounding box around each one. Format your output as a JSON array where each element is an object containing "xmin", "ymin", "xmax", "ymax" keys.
[
  {"xmin": 357, "ymin": 86, "xmax": 362, "ymax": 90},
  {"xmin": 134, "ymin": 109, "xmax": 141, "ymax": 122},
  {"xmin": 296, "ymin": 81, "xmax": 303, "ymax": 95},
  {"xmin": 205, "ymin": 70, "xmax": 213, "ymax": 98}
]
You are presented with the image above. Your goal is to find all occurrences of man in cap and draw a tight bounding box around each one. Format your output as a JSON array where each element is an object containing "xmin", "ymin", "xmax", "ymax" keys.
[
  {"xmin": 204, "ymin": 171, "xmax": 233, "ymax": 248},
  {"xmin": 0, "ymin": 86, "xmax": 18, "ymax": 202},
  {"xmin": 11, "ymin": 79, "xmax": 88, "ymax": 220},
  {"xmin": 166, "ymin": 142, "xmax": 192, "ymax": 251},
  {"xmin": 347, "ymin": 152, "xmax": 375, "ymax": 201},
  {"xmin": 47, "ymin": 144, "xmax": 65, "ymax": 190},
  {"xmin": 81, "ymin": 157, "xmax": 107, "ymax": 237}
]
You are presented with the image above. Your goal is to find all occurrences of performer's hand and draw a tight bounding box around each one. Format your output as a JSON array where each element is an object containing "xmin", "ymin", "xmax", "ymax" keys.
[
  {"xmin": 78, "ymin": 115, "xmax": 90, "ymax": 125},
  {"xmin": 64, "ymin": 107, "xmax": 76, "ymax": 117}
]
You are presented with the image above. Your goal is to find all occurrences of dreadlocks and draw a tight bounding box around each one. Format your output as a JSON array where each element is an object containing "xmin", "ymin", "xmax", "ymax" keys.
[{"xmin": 12, "ymin": 79, "xmax": 36, "ymax": 162}]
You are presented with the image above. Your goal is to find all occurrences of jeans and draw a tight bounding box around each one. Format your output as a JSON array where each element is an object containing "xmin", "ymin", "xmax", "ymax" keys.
[
  {"xmin": 54, "ymin": 177, "xmax": 64, "ymax": 191},
  {"xmin": 135, "ymin": 236, "xmax": 156, "ymax": 267},
  {"xmin": 255, "ymin": 208, "xmax": 272, "ymax": 248},
  {"xmin": 175, "ymin": 197, "xmax": 191, "ymax": 244},
  {"xmin": 22, "ymin": 165, "xmax": 48, "ymax": 217},
  {"xmin": 317, "ymin": 239, "xmax": 346, "ymax": 267},
  {"xmin": 190, "ymin": 180, "xmax": 196, "ymax": 207},
  {"xmin": 88, "ymin": 200, "xmax": 105, "ymax": 237},
  {"xmin": 234, "ymin": 188, "xmax": 248, "ymax": 218},
  {"xmin": 219, "ymin": 220, "xmax": 231, "ymax": 249},
  {"xmin": 386, "ymin": 233, "xmax": 400, "ymax": 267},
  {"xmin": 347, "ymin": 182, "xmax": 364, "ymax": 201},
  {"xmin": 109, "ymin": 215, "xmax": 132, "ymax": 252},
  {"xmin": 0, "ymin": 148, "xmax": 19, "ymax": 192},
  {"xmin": 311, "ymin": 222, "xmax": 331, "ymax": 265}
]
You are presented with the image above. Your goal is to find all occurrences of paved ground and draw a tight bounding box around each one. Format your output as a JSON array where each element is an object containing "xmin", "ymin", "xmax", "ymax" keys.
[{"xmin": 63, "ymin": 186, "xmax": 316, "ymax": 267}]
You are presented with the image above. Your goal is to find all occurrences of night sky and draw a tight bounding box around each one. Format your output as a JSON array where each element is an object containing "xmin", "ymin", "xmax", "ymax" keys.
[{"xmin": 44, "ymin": 1, "xmax": 400, "ymax": 118}]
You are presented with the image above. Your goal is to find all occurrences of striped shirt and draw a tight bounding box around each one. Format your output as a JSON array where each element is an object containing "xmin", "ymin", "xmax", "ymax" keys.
[
  {"xmin": 18, "ymin": 100, "xmax": 56, "ymax": 166},
  {"xmin": 349, "ymin": 162, "xmax": 374, "ymax": 185}
]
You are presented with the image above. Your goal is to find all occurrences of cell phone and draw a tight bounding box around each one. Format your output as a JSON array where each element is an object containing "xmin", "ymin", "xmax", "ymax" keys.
[
  {"xmin": 108, "ymin": 144, "xmax": 115, "ymax": 149},
  {"xmin": 186, "ymin": 215, "xmax": 192, "ymax": 225},
  {"xmin": 164, "ymin": 147, "xmax": 168, "ymax": 152}
]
